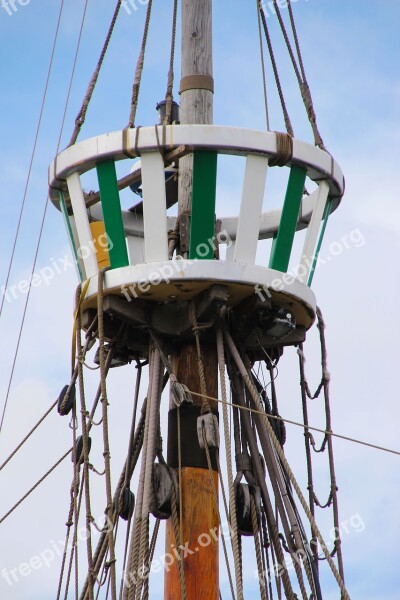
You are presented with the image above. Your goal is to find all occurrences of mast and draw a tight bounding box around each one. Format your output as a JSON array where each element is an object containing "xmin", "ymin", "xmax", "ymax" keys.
[{"xmin": 165, "ymin": 1, "xmax": 219, "ymax": 598}]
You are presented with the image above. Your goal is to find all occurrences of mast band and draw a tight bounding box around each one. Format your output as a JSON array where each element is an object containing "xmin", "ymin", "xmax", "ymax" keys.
[{"xmin": 180, "ymin": 75, "xmax": 214, "ymax": 94}]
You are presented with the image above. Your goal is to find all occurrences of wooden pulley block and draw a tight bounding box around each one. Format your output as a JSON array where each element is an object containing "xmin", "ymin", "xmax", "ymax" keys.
[
  {"xmin": 57, "ymin": 384, "xmax": 76, "ymax": 416},
  {"xmin": 150, "ymin": 463, "xmax": 176, "ymax": 520},
  {"xmin": 114, "ymin": 486, "xmax": 135, "ymax": 521},
  {"xmin": 72, "ymin": 435, "xmax": 91, "ymax": 466},
  {"xmin": 235, "ymin": 483, "xmax": 261, "ymax": 536}
]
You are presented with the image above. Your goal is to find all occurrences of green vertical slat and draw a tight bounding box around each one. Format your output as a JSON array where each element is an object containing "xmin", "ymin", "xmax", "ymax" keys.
[
  {"xmin": 307, "ymin": 198, "xmax": 333, "ymax": 287},
  {"xmin": 189, "ymin": 151, "xmax": 218, "ymax": 260},
  {"xmin": 96, "ymin": 160, "xmax": 129, "ymax": 269},
  {"xmin": 269, "ymin": 165, "xmax": 307, "ymax": 272},
  {"xmin": 59, "ymin": 192, "xmax": 83, "ymax": 281}
]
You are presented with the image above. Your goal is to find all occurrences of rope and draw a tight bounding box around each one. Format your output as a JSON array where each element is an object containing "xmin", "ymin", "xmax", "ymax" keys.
[
  {"xmin": 186, "ymin": 389, "xmax": 400, "ymax": 458},
  {"xmin": 119, "ymin": 514, "xmax": 133, "ymax": 600},
  {"xmin": 123, "ymin": 351, "xmax": 155, "ymax": 600},
  {"xmin": 123, "ymin": 362, "xmax": 142, "ymax": 490},
  {"xmin": 128, "ymin": 0, "xmax": 154, "ymax": 128},
  {"xmin": 0, "ymin": 449, "xmax": 71, "ymax": 525},
  {"xmin": 258, "ymin": 1, "xmax": 294, "ymax": 137},
  {"xmin": 216, "ymin": 327, "xmax": 243, "ymax": 600},
  {"xmin": 190, "ymin": 301, "xmax": 211, "ymax": 414},
  {"xmin": 316, "ymin": 307, "xmax": 345, "ymax": 583},
  {"xmin": 244, "ymin": 377, "xmax": 316, "ymax": 599},
  {"xmin": 223, "ymin": 329, "xmax": 351, "ymax": 600},
  {"xmin": 251, "ymin": 495, "xmax": 267, "ymax": 600},
  {"xmin": 0, "ymin": 0, "xmax": 66, "ymax": 322},
  {"xmin": 69, "ymin": 0, "xmax": 123, "ymax": 146},
  {"xmin": 61, "ymin": 460, "xmax": 85, "ymax": 600},
  {"xmin": 269, "ymin": 132, "xmax": 293, "ymax": 168},
  {"xmin": 76, "ymin": 287, "xmax": 95, "ymax": 600},
  {"xmin": 168, "ymin": 209, "xmax": 191, "ymax": 258},
  {"xmin": 135, "ymin": 347, "xmax": 162, "ymax": 600},
  {"xmin": 202, "ymin": 427, "xmax": 236, "ymax": 600},
  {"xmin": 256, "ymin": 0, "xmax": 270, "ymax": 130},
  {"xmin": 0, "ymin": 399, "xmax": 57, "ymax": 472},
  {"xmin": 66, "ymin": 492, "xmax": 82, "ymax": 600},
  {"xmin": 170, "ymin": 485, "xmax": 188, "ymax": 600},
  {"xmin": 141, "ymin": 518, "xmax": 161, "ymax": 600},
  {"xmin": 271, "ymin": 0, "xmax": 325, "ymax": 149},
  {"xmin": 0, "ymin": 0, "xmax": 87, "ymax": 435},
  {"xmin": 97, "ymin": 269, "xmax": 118, "ymax": 600},
  {"xmin": 163, "ymin": 0, "xmax": 179, "ymax": 124},
  {"xmin": 177, "ymin": 406, "xmax": 184, "ymax": 549},
  {"xmin": 57, "ymin": 400, "xmax": 81, "ymax": 600},
  {"xmin": 287, "ymin": 1, "xmax": 325, "ymax": 149},
  {"xmin": 298, "ymin": 343, "xmax": 318, "ymax": 568},
  {"xmin": 231, "ymin": 372, "xmax": 296, "ymax": 600},
  {"xmin": 83, "ymin": 404, "xmax": 147, "ymax": 600},
  {"xmin": 260, "ymin": 511, "xmax": 273, "ymax": 600}
]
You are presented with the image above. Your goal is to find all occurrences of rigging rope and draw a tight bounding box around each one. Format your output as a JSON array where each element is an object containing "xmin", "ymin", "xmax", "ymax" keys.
[
  {"xmin": 216, "ymin": 326, "xmax": 244, "ymax": 600},
  {"xmin": 256, "ymin": 0, "xmax": 270, "ymax": 130},
  {"xmin": 315, "ymin": 307, "xmax": 345, "ymax": 582},
  {"xmin": 0, "ymin": 399, "xmax": 57, "ymax": 472},
  {"xmin": 163, "ymin": 0, "xmax": 179, "ymax": 124},
  {"xmin": 69, "ymin": 0, "xmax": 123, "ymax": 146},
  {"xmin": 187, "ymin": 389, "xmax": 400, "ymax": 458},
  {"xmin": 0, "ymin": 0, "xmax": 66, "ymax": 322},
  {"xmin": 223, "ymin": 328, "xmax": 351, "ymax": 599},
  {"xmin": 231, "ymin": 372, "xmax": 297, "ymax": 600},
  {"xmin": 258, "ymin": 1, "xmax": 294, "ymax": 137},
  {"xmin": 0, "ymin": 449, "xmax": 71, "ymax": 525},
  {"xmin": 128, "ymin": 0, "xmax": 154, "ymax": 128},
  {"xmin": 202, "ymin": 426, "xmax": 237, "ymax": 600},
  {"xmin": 0, "ymin": 0, "xmax": 89, "ymax": 436},
  {"xmin": 57, "ymin": 401, "xmax": 82, "ymax": 600},
  {"xmin": 190, "ymin": 300, "xmax": 211, "ymax": 414},
  {"xmin": 251, "ymin": 494, "xmax": 268, "ymax": 600},
  {"xmin": 76, "ymin": 287, "xmax": 96, "ymax": 600},
  {"xmin": 97, "ymin": 269, "xmax": 118, "ymax": 600},
  {"xmin": 277, "ymin": 0, "xmax": 324, "ymax": 148}
]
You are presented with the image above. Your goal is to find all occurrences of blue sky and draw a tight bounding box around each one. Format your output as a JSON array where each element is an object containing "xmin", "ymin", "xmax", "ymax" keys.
[{"xmin": 0, "ymin": 1, "xmax": 399, "ymax": 598}]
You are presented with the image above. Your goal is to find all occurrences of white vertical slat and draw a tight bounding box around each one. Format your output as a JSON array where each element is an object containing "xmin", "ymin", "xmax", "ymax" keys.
[
  {"xmin": 127, "ymin": 235, "xmax": 145, "ymax": 265},
  {"xmin": 233, "ymin": 155, "xmax": 269, "ymax": 264},
  {"xmin": 298, "ymin": 180, "xmax": 330, "ymax": 283},
  {"xmin": 69, "ymin": 216, "xmax": 86, "ymax": 280},
  {"xmin": 225, "ymin": 240, "xmax": 236, "ymax": 262},
  {"xmin": 140, "ymin": 152, "xmax": 169, "ymax": 262},
  {"xmin": 66, "ymin": 172, "xmax": 99, "ymax": 279}
]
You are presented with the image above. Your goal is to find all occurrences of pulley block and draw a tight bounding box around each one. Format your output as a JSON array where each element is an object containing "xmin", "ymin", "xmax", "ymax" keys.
[
  {"xmin": 150, "ymin": 463, "xmax": 176, "ymax": 520},
  {"xmin": 72, "ymin": 435, "xmax": 92, "ymax": 466},
  {"xmin": 57, "ymin": 384, "xmax": 76, "ymax": 416},
  {"xmin": 114, "ymin": 486, "xmax": 135, "ymax": 521},
  {"xmin": 197, "ymin": 412, "xmax": 220, "ymax": 450},
  {"xmin": 235, "ymin": 483, "xmax": 261, "ymax": 536}
]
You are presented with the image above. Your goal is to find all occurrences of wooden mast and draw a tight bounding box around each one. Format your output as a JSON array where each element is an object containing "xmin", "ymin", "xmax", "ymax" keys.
[{"xmin": 164, "ymin": 1, "xmax": 219, "ymax": 599}]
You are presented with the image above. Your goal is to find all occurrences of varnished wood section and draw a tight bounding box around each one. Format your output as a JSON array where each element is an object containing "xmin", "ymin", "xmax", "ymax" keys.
[
  {"xmin": 165, "ymin": 340, "xmax": 219, "ymax": 598},
  {"xmin": 170, "ymin": 342, "xmax": 218, "ymax": 411},
  {"xmin": 164, "ymin": 467, "xmax": 219, "ymax": 600}
]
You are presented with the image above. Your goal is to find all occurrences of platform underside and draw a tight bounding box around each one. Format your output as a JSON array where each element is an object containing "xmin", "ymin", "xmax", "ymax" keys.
[{"xmin": 81, "ymin": 261, "xmax": 316, "ymax": 362}]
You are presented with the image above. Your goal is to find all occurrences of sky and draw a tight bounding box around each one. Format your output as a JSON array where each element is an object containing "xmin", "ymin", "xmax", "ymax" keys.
[{"xmin": 0, "ymin": 0, "xmax": 399, "ymax": 598}]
